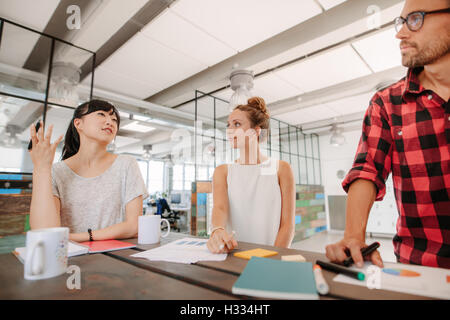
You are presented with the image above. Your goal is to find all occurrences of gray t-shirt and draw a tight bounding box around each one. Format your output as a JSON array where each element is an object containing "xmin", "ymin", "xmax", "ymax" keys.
[{"xmin": 51, "ymin": 155, "xmax": 148, "ymax": 233}]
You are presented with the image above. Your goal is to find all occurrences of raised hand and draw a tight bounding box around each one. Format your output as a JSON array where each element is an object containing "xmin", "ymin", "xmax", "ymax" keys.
[{"xmin": 29, "ymin": 120, "xmax": 63, "ymax": 171}]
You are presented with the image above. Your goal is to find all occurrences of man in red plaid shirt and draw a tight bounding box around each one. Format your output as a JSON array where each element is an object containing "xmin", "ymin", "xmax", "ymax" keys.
[{"xmin": 326, "ymin": 0, "xmax": 450, "ymax": 269}]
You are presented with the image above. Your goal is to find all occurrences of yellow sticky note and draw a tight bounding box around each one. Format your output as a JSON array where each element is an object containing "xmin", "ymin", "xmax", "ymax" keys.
[
  {"xmin": 233, "ymin": 248, "xmax": 278, "ymax": 260},
  {"xmin": 281, "ymin": 254, "xmax": 306, "ymax": 262}
]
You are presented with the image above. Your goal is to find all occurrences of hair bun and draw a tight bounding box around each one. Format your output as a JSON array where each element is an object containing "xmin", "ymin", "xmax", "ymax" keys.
[{"xmin": 247, "ymin": 96, "xmax": 269, "ymax": 117}]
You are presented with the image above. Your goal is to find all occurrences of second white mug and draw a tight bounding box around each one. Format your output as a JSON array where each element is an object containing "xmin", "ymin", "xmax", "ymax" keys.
[{"xmin": 138, "ymin": 215, "xmax": 170, "ymax": 244}]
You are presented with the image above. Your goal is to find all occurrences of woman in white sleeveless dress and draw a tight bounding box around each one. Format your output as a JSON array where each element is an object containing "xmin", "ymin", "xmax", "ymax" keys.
[{"xmin": 207, "ymin": 97, "xmax": 295, "ymax": 253}]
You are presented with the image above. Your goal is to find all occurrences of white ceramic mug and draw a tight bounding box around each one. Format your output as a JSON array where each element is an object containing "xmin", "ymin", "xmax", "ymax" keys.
[
  {"xmin": 138, "ymin": 215, "xmax": 170, "ymax": 244},
  {"xmin": 24, "ymin": 227, "xmax": 69, "ymax": 280}
]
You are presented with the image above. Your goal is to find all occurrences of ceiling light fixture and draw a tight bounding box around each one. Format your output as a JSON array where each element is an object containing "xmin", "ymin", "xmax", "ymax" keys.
[
  {"xmin": 228, "ymin": 68, "xmax": 254, "ymax": 112},
  {"xmin": 142, "ymin": 144, "xmax": 152, "ymax": 161},
  {"xmin": 121, "ymin": 121, "xmax": 155, "ymax": 133},
  {"xmin": 164, "ymin": 154, "xmax": 173, "ymax": 168},
  {"xmin": 330, "ymin": 123, "xmax": 346, "ymax": 146},
  {"xmin": 1, "ymin": 125, "xmax": 22, "ymax": 148},
  {"xmin": 48, "ymin": 61, "xmax": 81, "ymax": 108}
]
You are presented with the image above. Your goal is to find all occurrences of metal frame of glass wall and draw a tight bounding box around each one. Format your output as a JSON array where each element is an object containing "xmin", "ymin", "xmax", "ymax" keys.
[
  {"xmin": 0, "ymin": 19, "xmax": 95, "ymax": 123},
  {"xmin": 194, "ymin": 90, "xmax": 322, "ymax": 185},
  {"xmin": 0, "ymin": 17, "xmax": 95, "ymax": 175}
]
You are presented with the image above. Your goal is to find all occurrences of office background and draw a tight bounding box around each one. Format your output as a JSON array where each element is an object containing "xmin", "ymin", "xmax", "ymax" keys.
[{"xmin": 0, "ymin": 0, "xmax": 403, "ymax": 258}]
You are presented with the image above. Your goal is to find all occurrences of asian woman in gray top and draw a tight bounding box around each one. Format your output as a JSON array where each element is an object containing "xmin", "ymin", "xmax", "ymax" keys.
[{"xmin": 28, "ymin": 100, "xmax": 148, "ymax": 242}]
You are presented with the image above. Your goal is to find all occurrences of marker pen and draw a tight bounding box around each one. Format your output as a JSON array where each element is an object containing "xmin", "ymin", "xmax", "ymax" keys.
[
  {"xmin": 316, "ymin": 260, "xmax": 365, "ymax": 281},
  {"xmin": 313, "ymin": 264, "xmax": 329, "ymax": 295},
  {"xmin": 343, "ymin": 242, "xmax": 380, "ymax": 267}
]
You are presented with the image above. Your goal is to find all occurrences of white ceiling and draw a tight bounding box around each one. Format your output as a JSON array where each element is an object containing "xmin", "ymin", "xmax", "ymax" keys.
[
  {"xmin": 274, "ymin": 91, "xmax": 375, "ymax": 126},
  {"xmin": 91, "ymin": 30, "xmax": 207, "ymax": 99},
  {"xmin": 0, "ymin": 23, "xmax": 42, "ymax": 68},
  {"xmin": 79, "ymin": 0, "xmax": 406, "ymax": 130},
  {"xmin": 317, "ymin": 0, "xmax": 348, "ymax": 10},
  {"xmin": 0, "ymin": 0, "xmax": 60, "ymax": 32},
  {"xmin": 352, "ymin": 26, "xmax": 402, "ymax": 73},
  {"xmin": 0, "ymin": 0, "xmax": 409, "ymax": 145},
  {"xmin": 274, "ymin": 44, "xmax": 372, "ymax": 93},
  {"xmin": 0, "ymin": 0, "xmax": 59, "ymax": 69},
  {"xmin": 169, "ymin": 0, "xmax": 323, "ymax": 52}
]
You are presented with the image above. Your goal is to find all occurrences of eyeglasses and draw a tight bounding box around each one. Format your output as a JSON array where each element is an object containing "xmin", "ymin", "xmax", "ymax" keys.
[{"xmin": 394, "ymin": 8, "xmax": 450, "ymax": 33}]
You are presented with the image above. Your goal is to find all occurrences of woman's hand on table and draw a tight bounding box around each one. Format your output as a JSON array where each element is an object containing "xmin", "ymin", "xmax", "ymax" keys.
[{"xmin": 207, "ymin": 229, "xmax": 238, "ymax": 254}]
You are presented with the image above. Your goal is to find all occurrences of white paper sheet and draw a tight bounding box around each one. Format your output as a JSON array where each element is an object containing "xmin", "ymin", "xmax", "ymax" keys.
[
  {"xmin": 130, "ymin": 237, "xmax": 227, "ymax": 264},
  {"xmin": 333, "ymin": 261, "xmax": 450, "ymax": 300}
]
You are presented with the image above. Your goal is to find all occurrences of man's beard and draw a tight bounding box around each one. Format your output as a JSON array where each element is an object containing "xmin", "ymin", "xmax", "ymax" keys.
[{"xmin": 401, "ymin": 36, "xmax": 450, "ymax": 68}]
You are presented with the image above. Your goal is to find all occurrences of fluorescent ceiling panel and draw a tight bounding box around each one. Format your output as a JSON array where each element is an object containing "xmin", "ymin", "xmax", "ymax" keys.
[
  {"xmin": 252, "ymin": 72, "xmax": 303, "ymax": 104},
  {"xmin": 275, "ymin": 45, "xmax": 372, "ymax": 93},
  {"xmin": 132, "ymin": 114, "xmax": 151, "ymax": 122},
  {"xmin": 352, "ymin": 27, "xmax": 402, "ymax": 73},
  {"xmin": 171, "ymin": 0, "xmax": 322, "ymax": 52},
  {"xmin": 141, "ymin": 9, "xmax": 237, "ymax": 66},
  {"xmin": 121, "ymin": 121, "xmax": 155, "ymax": 133},
  {"xmin": 317, "ymin": 0, "xmax": 347, "ymax": 10},
  {"xmin": 98, "ymin": 32, "xmax": 206, "ymax": 97}
]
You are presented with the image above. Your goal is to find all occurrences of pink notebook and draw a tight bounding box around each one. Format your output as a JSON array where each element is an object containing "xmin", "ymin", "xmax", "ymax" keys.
[{"xmin": 78, "ymin": 240, "xmax": 136, "ymax": 253}]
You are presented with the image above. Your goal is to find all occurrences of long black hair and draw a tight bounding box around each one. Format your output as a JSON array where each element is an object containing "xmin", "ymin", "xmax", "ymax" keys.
[{"xmin": 61, "ymin": 100, "xmax": 120, "ymax": 160}]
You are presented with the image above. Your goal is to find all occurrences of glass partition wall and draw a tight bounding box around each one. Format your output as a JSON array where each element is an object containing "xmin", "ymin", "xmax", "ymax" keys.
[
  {"xmin": 190, "ymin": 90, "xmax": 325, "ymax": 240},
  {"xmin": 0, "ymin": 17, "xmax": 95, "ymax": 174},
  {"xmin": 193, "ymin": 90, "xmax": 322, "ymax": 185},
  {"xmin": 0, "ymin": 18, "xmax": 95, "ymax": 237}
]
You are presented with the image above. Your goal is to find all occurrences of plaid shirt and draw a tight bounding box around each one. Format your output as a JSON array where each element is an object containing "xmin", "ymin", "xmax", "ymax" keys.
[{"xmin": 342, "ymin": 67, "xmax": 450, "ymax": 269}]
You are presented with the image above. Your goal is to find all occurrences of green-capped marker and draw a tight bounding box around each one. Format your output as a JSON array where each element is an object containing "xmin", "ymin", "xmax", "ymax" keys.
[{"xmin": 316, "ymin": 260, "xmax": 366, "ymax": 281}]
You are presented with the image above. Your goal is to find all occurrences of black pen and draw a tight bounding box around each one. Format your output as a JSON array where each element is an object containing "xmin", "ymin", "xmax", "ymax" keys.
[
  {"xmin": 316, "ymin": 260, "xmax": 365, "ymax": 281},
  {"xmin": 343, "ymin": 242, "xmax": 380, "ymax": 267}
]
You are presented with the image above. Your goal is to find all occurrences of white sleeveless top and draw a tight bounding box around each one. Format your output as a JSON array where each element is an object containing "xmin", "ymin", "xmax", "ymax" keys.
[{"xmin": 226, "ymin": 157, "xmax": 282, "ymax": 246}]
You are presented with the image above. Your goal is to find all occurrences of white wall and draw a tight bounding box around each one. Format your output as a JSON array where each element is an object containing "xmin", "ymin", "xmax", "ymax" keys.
[
  {"xmin": 319, "ymin": 129, "xmax": 361, "ymax": 196},
  {"xmin": 319, "ymin": 127, "xmax": 397, "ymax": 236}
]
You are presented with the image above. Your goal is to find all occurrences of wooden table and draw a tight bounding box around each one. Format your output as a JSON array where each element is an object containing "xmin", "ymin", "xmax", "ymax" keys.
[{"xmin": 0, "ymin": 233, "xmax": 434, "ymax": 300}]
